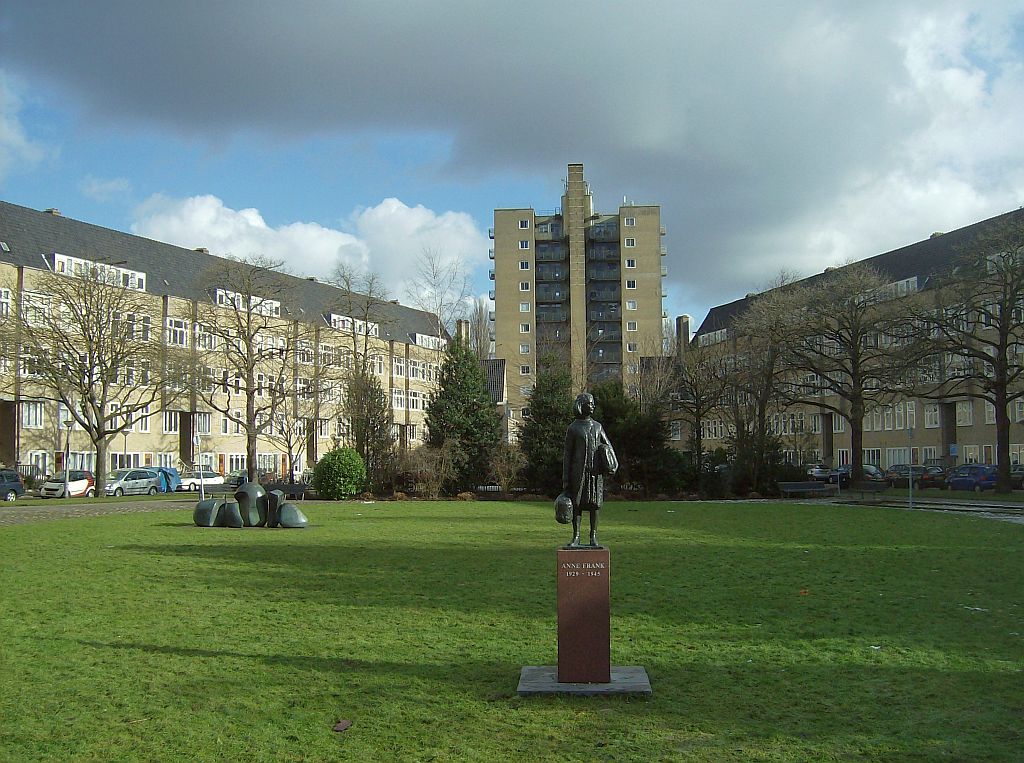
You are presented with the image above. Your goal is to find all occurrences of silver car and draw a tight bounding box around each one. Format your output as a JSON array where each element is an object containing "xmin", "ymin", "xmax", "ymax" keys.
[{"xmin": 105, "ymin": 468, "xmax": 162, "ymax": 496}]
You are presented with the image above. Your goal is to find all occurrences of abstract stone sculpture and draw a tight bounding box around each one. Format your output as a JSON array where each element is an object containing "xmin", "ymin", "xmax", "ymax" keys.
[
  {"xmin": 220, "ymin": 500, "xmax": 244, "ymax": 528},
  {"xmin": 193, "ymin": 498, "xmax": 224, "ymax": 527},
  {"xmin": 235, "ymin": 482, "xmax": 267, "ymax": 527},
  {"xmin": 193, "ymin": 487, "xmax": 306, "ymax": 530},
  {"xmin": 559, "ymin": 392, "xmax": 617, "ymax": 548},
  {"xmin": 266, "ymin": 490, "xmax": 285, "ymax": 528},
  {"xmin": 277, "ymin": 502, "xmax": 309, "ymax": 528}
]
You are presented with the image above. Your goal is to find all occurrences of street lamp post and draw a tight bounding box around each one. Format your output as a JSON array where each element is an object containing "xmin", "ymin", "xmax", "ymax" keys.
[
  {"xmin": 908, "ymin": 422, "xmax": 915, "ymax": 511},
  {"xmin": 194, "ymin": 432, "xmax": 205, "ymax": 502},
  {"xmin": 63, "ymin": 419, "xmax": 73, "ymax": 499}
]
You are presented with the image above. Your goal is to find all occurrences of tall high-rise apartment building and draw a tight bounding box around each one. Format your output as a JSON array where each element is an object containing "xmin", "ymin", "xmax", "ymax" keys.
[{"xmin": 491, "ymin": 163, "xmax": 666, "ymax": 435}]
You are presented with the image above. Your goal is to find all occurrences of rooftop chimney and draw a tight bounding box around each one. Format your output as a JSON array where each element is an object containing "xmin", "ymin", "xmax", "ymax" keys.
[
  {"xmin": 194, "ymin": 247, "xmax": 209, "ymax": 254},
  {"xmin": 455, "ymin": 318, "xmax": 471, "ymax": 344}
]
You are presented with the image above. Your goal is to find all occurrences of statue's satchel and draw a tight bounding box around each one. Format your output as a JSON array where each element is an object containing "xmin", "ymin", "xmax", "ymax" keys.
[
  {"xmin": 555, "ymin": 492, "xmax": 573, "ymax": 524},
  {"xmin": 596, "ymin": 443, "xmax": 618, "ymax": 476}
]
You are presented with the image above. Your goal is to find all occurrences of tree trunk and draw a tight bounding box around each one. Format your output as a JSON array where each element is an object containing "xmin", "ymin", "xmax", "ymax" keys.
[
  {"xmin": 246, "ymin": 429, "xmax": 257, "ymax": 483},
  {"xmin": 995, "ymin": 387, "xmax": 1011, "ymax": 493},
  {"xmin": 94, "ymin": 437, "xmax": 109, "ymax": 494},
  {"xmin": 850, "ymin": 398, "xmax": 864, "ymax": 482}
]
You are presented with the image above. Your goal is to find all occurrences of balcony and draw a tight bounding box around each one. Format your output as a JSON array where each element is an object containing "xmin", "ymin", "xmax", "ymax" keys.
[
  {"xmin": 536, "ymin": 266, "xmax": 568, "ymax": 281},
  {"xmin": 536, "ymin": 286, "xmax": 567, "ymax": 302},
  {"xmin": 589, "ymin": 306, "xmax": 620, "ymax": 321},
  {"xmin": 588, "ymin": 266, "xmax": 620, "ymax": 281},
  {"xmin": 488, "ymin": 289, "xmax": 495, "ymax": 300},
  {"xmin": 660, "ymin": 226, "xmax": 667, "ymax": 236},
  {"xmin": 588, "ymin": 288, "xmax": 620, "ymax": 302},
  {"xmin": 592, "ymin": 330, "xmax": 622, "ymax": 343},
  {"xmin": 588, "ymin": 224, "xmax": 619, "ymax": 242},
  {"xmin": 488, "ymin": 228, "xmax": 494, "ymax": 239},
  {"xmin": 660, "ymin": 245, "xmax": 667, "ymax": 256},
  {"xmin": 661, "ymin": 265, "xmax": 668, "ymax": 277},
  {"xmin": 589, "ymin": 349, "xmax": 622, "ymax": 364},
  {"xmin": 488, "ymin": 268, "xmax": 495, "ymax": 280},
  {"xmin": 587, "ymin": 243, "xmax": 619, "ymax": 261},
  {"xmin": 537, "ymin": 311, "xmax": 568, "ymax": 323},
  {"xmin": 488, "ymin": 248, "xmax": 494, "ymax": 260},
  {"xmin": 535, "ymin": 243, "xmax": 567, "ymax": 262},
  {"xmin": 488, "ymin": 311, "xmax": 495, "ymax": 322}
]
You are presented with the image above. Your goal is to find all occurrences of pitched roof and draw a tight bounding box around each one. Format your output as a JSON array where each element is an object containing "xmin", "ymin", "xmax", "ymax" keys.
[
  {"xmin": 0, "ymin": 200, "xmax": 444, "ymax": 344},
  {"xmin": 694, "ymin": 206, "xmax": 1024, "ymax": 338}
]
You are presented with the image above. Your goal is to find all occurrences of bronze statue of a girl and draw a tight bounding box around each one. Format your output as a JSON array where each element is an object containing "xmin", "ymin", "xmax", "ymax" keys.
[{"xmin": 558, "ymin": 392, "xmax": 617, "ymax": 547}]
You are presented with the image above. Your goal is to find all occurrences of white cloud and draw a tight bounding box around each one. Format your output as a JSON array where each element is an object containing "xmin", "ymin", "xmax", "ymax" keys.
[
  {"xmin": 130, "ymin": 194, "xmax": 489, "ymax": 301},
  {"xmin": 79, "ymin": 175, "xmax": 132, "ymax": 202},
  {"xmin": 0, "ymin": 71, "xmax": 47, "ymax": 185}
]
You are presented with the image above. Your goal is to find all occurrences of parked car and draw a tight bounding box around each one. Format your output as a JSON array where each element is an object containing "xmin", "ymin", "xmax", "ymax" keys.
[
  {"xmin": 917, "ymin": 465, "xmax": 949, "ymax": 490},
  {"xmin": 945, "ymin": 464, "xmax": 998, "ymax": 492},
  {"xmin": 1, "ymin": 468, "xmax": 26, "ymax": 502},
  {"xmin": 806, "ymin": 463, "xmax": 831, "ymax": 481},
  {"xmin": 1010, "ymin": 464, "xmax": 1024, "ymax": 490},
  {"xmin": 223, "ymin": 469, "xmax": 272, "ymax": 490},
  {"xmin": 177, "ymin": 470, "xmax": 225, "ymax": 491},
  {"xmin": 827, "ymin": 463, "xmax": 886, "ymax": 487},
  {"xmin": 39, "ymin": 470, "xmax": 96, "ymax": 498},
  {"xmin": 104, "ymin": 468, "xmax": 163, "ymax": 496},
  {"xmin": 885, "ymin": 464, "xmax": 930, "ymax": 488}
]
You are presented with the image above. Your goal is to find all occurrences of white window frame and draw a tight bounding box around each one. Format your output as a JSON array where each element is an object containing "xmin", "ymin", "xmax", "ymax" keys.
[
  {"xmin": 519, "ymin": 343, "xmax": 530, "ymax": 354},
  {"xmin": 519, "ymin": 240, "xmax": 530, "ymax": 250},
  {"xmin": 624, "ymin": 217, "xmax": 636, "ymax": 227},
  {"xmin": 519, "ymin": 219, "xmax": 530, "ymax": 229},
  {"xmin": 520, "ymin": 323, "xmax": 530, "ymax": 333},
  {"xmin": 625, "ymin": 259, "xmax": 636, "ymax": 269},
  {"xmin": 624, "ymin": 238, "xmax": 636, "ymax": 248},
  {"xmin": 626, "ymin": 300, "xmax": 637, "ymax": 311},
  {"xmin": 519, "ymin": 261, "xmax": 530, "ymax": 270},
  {"xmin": 626, "ymin": 280, "xmax": 637, "ymax": 290},
  {"xmin": 519, "ymin": 281, "xmax": 530, "ymax": 292},
  {"xmin": 626, "ymin": 321, "xmax": 638, "ymax": 332},
  {"xmin": 519, "ymin": 302, "xmax": 530, "ymax": 313},
  {"xmin": 520, "ymin": 365, "xmax": 531, "ymax": 375}
]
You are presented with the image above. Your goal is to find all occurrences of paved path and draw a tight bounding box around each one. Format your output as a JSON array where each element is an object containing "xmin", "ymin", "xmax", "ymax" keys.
[{"xmin": 0, "ymin": 496, "xmax": 197, "ymax": 527}]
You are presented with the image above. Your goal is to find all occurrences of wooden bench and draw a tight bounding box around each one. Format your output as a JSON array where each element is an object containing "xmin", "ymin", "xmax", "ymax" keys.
[
  {"xmin": 847, "ymin": 480, "xmax": 888, "ymax": 498},
  {"xmin": 777, "ymin": 481, "xmax": 836, "ymax": 498}
]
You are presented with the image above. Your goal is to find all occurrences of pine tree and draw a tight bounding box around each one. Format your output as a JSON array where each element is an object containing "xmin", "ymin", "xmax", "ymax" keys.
[
  {"xmin": 518, "ymin": 358, "xmax": 574, "ymax": 495},
  {"xmin": 425, "ymin": 338, "xmax": 502, "ymax": 492}
]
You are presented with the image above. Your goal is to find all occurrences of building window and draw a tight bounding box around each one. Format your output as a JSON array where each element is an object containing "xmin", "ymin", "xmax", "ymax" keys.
[
  {"xmin": 519, "ymin": 240, "xmax": 530, "ymax": 250},
  {"xmin": 21, "ymin": 401, "xmax": 44, "ymax": 429},
  {"xmin": 626, "ymin": 342, "xmax": 637, "ymax": 353},
  {"xmin": 519, "ymin": 343, "xmax": 530, "ymax": 354},
  {"xmin": 626, "ymin": 300, "xmax": 637, "ymax": 311},
  {"xmin": 907, "ymin": 401, "xmax": 916, "ymax": 429},
  {"xmin": 810, "ymin": 413, "xmax": 822, "ymax": 434},
  {"xmin": 984, "ymin": 401, "xmax": 996, "ymax": 424},
  {"xmin": 520, "ymin": 365, "xmax": 531, "ymax": 375},
  {"xmin": 670, "ymin": 420, "xmax": 681, "ymax": 440},
  {"xmin": 519, "ymin": 281, "xmax": 530, "ymax": 292},
  {"xmin": 194, "ymin": 412, "xmax": 212, "ymax": 435},
  {"xmin": 626, "ymin": 280, "xmax": 637, "ymax": 290},
  {"xmin": 393, "ymin": 357, "xmax": 406, "ymax": 377},
  {"xmin": 165, "ymin": 318, "xmax": 188, "ymax": 347},
  {"xmin": 0, "ymin": 288, "xmax": 10, "ymax": 317},
  {"xmin": 1016, "ymin": 400, "xmax": 1024, "ymax": 422},
  {"xmin": 956, "ymin": 401, "xmax": 973, "ymax": 426},
  {"xmin": 624, "ymin": 238, "xmax": 636, "ymax": 248},
  {"xmin": 833, "ymin": 415, "xmax": 845, "ymax": 433},
  {"xmin": 963, "ymin": 445, "xmax": 980, "ymax": 464},
  {"xmin": 520, "ymin": 261, "xmax": 530, "ymax": 270},
  {"xmin": 626, "ymin": 321, "xmax": 637, "ymax": 332},
  {"xmin": 625, "ymin": 259, "xmax": 636, "ymax": 269},
  {"xmin": 136, "ymin": 405, "xmax": 151, "ymax": 433},
  {"xmin": 624, "ymin": 217, "xmax": 635, "ymax": 227},
  {"xmin": 863, "ymin": 448, "xmax": 881, "ymax": 466},
  {"xmin": 519, "ymin": 302, "xmax": 530, "ymax": 312},
  {"xmin": 519, "ymin": 219, "xmax": 529, "ymax": 229},
  {"xmin": 520, "ymin": 323, "xmax": 530, "ymax": 333},
  {"xmin": 392, "ymin": 388, "xmax": 406, "ymax": 410},
  {"xmin": 163, "ymin": 410, "xmax": 180, "ymax": 434}
]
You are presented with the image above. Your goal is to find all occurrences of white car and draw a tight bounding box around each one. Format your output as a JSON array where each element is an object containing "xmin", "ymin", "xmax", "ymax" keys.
[
  {"xmin": 39, "ymin": 470, "xmax": 96, "ymax": 498},
  {"xmin": 177, "ymin": 470, "xmax": 225, "ymax": 491}
]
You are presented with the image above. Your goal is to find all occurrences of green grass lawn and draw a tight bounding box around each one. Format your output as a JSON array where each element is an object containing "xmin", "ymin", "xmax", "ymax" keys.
[{"xmin": 1, "ymin": 501, "xmax": 1021, "ymax": 762}]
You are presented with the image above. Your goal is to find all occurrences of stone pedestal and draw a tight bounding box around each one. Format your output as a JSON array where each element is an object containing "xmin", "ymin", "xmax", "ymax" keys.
[{"xmin": 557, "ymin": 546, "xmax": 610, "ymax": 683}]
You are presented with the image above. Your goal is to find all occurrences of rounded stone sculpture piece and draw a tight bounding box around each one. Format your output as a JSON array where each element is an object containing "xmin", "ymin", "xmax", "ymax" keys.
[
  {"xmin": 276, "ymin": 502, "xmax": 309, "ymax": 529},
  {"xmin": 266, "ymin": 490, "xmax": 286, "ymax": 528},
  {"xmin": 234, "ymin": 482, "xmax": 267, "ymax": 527},
  {"xmin": 220, "ymin": 501, "xmax": 244, "ymax": 528},
  {"xmin": 193, "ymin": 499, "xmax": 224, "ymax": 527}
]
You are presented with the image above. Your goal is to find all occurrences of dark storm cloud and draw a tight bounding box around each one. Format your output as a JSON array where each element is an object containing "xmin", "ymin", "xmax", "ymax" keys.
[{"xmin": 4, "ymin": 1, "xmax": 1023, "ymax": 323}]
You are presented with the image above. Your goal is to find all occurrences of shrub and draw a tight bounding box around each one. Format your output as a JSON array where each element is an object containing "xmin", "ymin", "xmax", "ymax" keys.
[{"xmin": 311, "ymin": 448, "xmax": 367, "ymax": 500}]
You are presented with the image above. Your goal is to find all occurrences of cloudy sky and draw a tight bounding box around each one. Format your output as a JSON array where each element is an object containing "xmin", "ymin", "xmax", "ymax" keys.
[{"xmin": 1, "ymin": 2, "xmax": 1023, "ymax": 331}]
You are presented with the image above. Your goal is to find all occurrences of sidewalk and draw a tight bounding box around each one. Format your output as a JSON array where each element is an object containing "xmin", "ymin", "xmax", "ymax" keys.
[{"xmin": 0, "ymin": 496, "xmax": 194, "ymax": 527}]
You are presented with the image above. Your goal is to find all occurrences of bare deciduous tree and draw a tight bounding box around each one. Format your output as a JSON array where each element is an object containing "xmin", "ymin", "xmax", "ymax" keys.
[
  {"xmin": 7, "ymin": 258, "xmax": 185, "ymax": 493},
  {"xmin": 467, "ymin": 296, "xmax": 491, "ymax": 359},
  {"xmin": 404, "ymin": 247, "xmax": 468, "ymax": 342}
]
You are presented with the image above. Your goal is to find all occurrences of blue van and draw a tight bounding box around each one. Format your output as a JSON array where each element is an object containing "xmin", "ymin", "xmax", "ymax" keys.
[{"xmin": 1, "ymin": 468, "xmax": 26, "ymax": 502}]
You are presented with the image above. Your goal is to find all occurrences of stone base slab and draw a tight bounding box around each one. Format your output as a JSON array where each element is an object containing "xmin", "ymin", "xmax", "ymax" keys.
[{"xmin": 517, "ymin": 665, "xmax": 652, "ymax": 697}]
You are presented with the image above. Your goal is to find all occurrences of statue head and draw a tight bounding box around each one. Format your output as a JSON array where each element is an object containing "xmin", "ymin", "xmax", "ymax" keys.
[{"xmin": 573, "ymin": 392, "xmax": 595, "ymax": 419}]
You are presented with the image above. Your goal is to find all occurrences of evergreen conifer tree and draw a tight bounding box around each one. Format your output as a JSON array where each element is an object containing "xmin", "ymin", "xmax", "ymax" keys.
[{"xmin": 518, "ymin": 357, "xmax": 574, "ymax": 495}]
